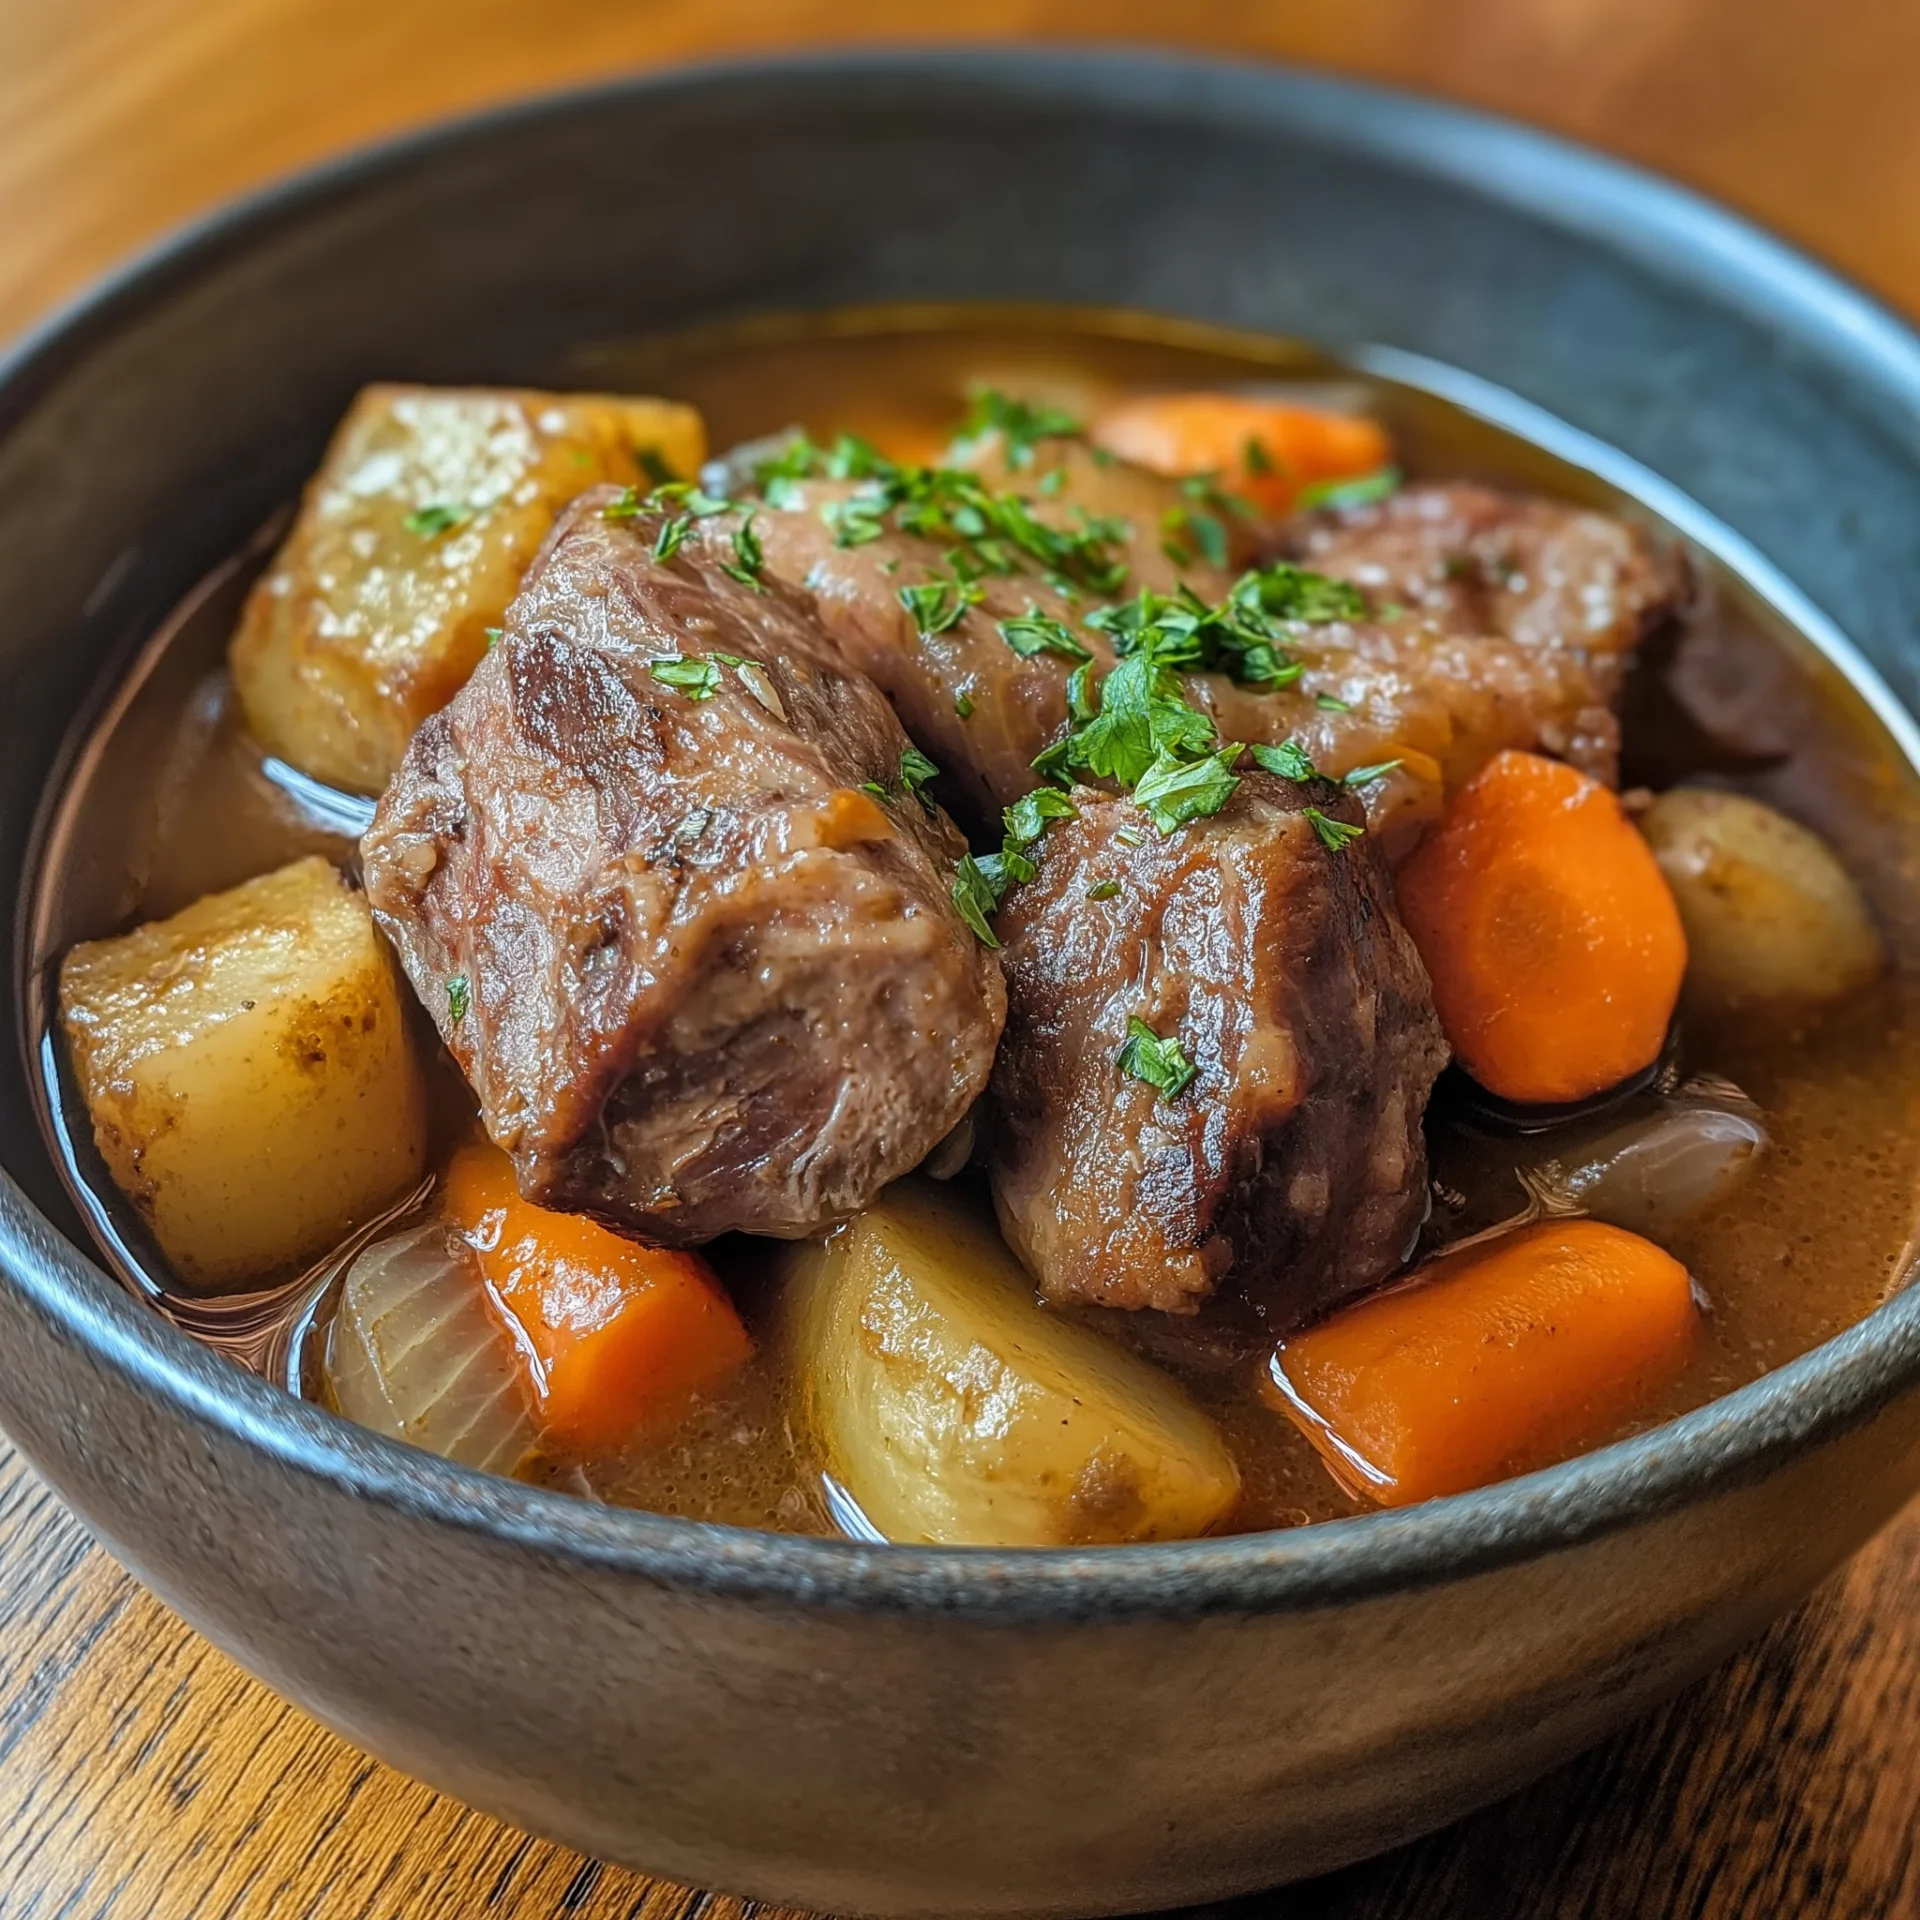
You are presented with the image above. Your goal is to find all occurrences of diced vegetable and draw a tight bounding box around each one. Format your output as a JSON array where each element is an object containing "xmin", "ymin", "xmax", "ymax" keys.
[
  {"xmin": 1266, "ymin": 1218, "xmax": 1697, "ymax": 1506},
  {"xmin": 1089, "ymin": 391, "xmax": 1393, "ymax": 518},
  {"xmin": 230, "ymin": 384, "xmax": 707, "ymax": 793},
  {"xmin": 1638, "ymin": 787, "xmax": 1883, "ymax": 1015},
  {"xmin": 327, "ymin": 1222, "xmax": 536, "ymax": 1476},
  {"xmin": 59, "ymin": 855, "xmax": 427, "ymax": 1291},
  {"xmin": 440, "ymin": 1143, "xmax": 751, "ymax": 1456},
  {"xmin": 1519, "ymin": 1080, "xmax": 1766, "ymax": 1237},
  {"xmin": 1395, "ymin": 749, "xmax": 1688, "ymax": 1105},
  {"xmin": 781, "ymin": 1181, "xmax": 1240, "ymax": 1546}
]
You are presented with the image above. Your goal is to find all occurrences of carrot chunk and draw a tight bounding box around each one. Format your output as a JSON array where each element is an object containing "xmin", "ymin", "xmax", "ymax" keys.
[
  {"xmin": 442, "ymin": 1143, "xmax": 752, "ymax": 1455},
  {"xmin": 1090, "ymin": 392, "xmax": 1393, "ymax": 517},
  {"xmin": 1395, "ymin": 749, "xmax": 1686, "ymax": 1105},
  {"xmin": 1266, "ymin": 1219, "xmax": 1697, "ymax": 1506}
]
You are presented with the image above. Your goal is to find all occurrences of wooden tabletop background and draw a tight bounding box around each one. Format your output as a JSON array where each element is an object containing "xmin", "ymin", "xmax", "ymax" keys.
[{"xmin": 6, "ymin": 3, "xmax": 1920, "ymax": 1915}]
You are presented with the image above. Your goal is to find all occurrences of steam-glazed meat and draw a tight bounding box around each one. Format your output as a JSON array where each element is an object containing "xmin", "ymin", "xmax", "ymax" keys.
[
  {"xmin": 361, "ymin": 497, "xmax": 1005, "ymax": 1243},
  {"xmin": 1283, "ymin": 482, "xmax": 1687, "ymax": 785},
  {"xmin": 988, "ymin": 775, "xmax": 1447, "ymax": 1322},
  {"xmin": 723, "ymin": 445, "xmax": 1663, "ymax": 851}
]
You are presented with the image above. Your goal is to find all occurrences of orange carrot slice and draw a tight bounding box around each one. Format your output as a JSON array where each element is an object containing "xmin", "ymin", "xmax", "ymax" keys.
[
  {"xmin": 442, "ymin": 1143, "xmax": 752, "ymax": 1456},
  {"xmin": 1266, "ymin": 1218, "xmax": 1697, "ymax": 1506},
  {"xmin": 1091, "ymin": 392, "xmax": 1392, "ymax": 517},
  {"xmin": 1395, "ymin": 749, "xmax": 1687, "ymax": 1105}
]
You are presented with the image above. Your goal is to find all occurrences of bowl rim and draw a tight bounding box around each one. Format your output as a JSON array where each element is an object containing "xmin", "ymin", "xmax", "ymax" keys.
[{"xmin": 8, "ymin": 43, "xmax": 1920, "ymax": 1623}]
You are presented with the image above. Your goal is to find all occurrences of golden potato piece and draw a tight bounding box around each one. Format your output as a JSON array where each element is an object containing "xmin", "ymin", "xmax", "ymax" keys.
[
  {"xmin": 60, "ymin": 856, "xmax": 427, "ymax": 1292},
  {"xmin": 230, "ymin": 385, "xmax": 706, "ymax": 792},
  {"xmin": 1639, "ymin": 786, "xmax": 1884, "ymax": 1015},
  {"xmin": 782, "ymin": 1181, "xmax": 1240, "ymax": 1546}
]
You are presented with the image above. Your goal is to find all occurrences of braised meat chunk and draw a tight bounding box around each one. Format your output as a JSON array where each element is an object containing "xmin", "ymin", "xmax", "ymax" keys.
[
  {"xmin": 1283, "ymin": 481, "xmax": 1687, "ymax": 785},
  {"xmin": 361, "ymin": 498, "xmax": 1005, "ymax": 1243},
  {"xmin": 988, "ymin": 774, "xmax": 1447, "ymax": 1324}
]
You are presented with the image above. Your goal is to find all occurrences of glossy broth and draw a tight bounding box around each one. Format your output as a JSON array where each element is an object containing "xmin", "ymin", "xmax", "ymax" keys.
[{"xmin": 28, "ymin": 306, "xmax": 1920, "ymax": 1534}]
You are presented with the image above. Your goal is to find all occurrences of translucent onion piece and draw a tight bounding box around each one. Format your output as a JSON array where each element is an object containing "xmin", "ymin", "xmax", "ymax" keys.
[
  {"xmin": 1526, "ymin": 1080, "xmax": 1767, "ymax": 1239},
  {"xmin": 327, "ymin": 1221, "xmax": 536, "ymax": 1476}
]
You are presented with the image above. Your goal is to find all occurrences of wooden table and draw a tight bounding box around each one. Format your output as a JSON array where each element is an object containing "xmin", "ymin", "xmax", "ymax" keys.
[{"xmin": 5, "ymin": 4, "xmax": 1920, "ymax": 1914}]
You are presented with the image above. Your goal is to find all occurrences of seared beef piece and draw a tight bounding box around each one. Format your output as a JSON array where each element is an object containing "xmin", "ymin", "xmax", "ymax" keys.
[
  {"xmin": 1283, "ymin": 482, "xmax": 1687, "ymax": 784},
  {"xmin": 720, "ymin": 439, "xmax": 1238, "ymax": 826},
  {"xmin": 361, "ymin": 497, "xmax": 1005, "ymax": 1244},
  {"xmin": 721, "ymin": 446, "xmax": 1654, "ymax": 854},
  {"xmin": 988, "ymin": 774, "xmax": 1447, "ymax": 1323}
]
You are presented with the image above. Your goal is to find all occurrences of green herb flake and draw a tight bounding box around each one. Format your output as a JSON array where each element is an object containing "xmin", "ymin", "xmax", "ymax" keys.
[
  {"xmin": 445, "ymin": 974, "xmax": 471, "ymax": 1025},
  {"xmin": 1296, "ymin": 466, "xmax": 1401, "ymax": 512},
  {"xmin": 861, "ymin": 781, "xmax": 890, "ymax": 801},
  {"xmin": 1086, "ymin": 879, "xmax": 1122, "ymax": 901},
  {"xmin": 954, "ymin": 690, "xmax": 975, "ymax": 719},
  {"xmin": 720, "ymin": 512, "xmax": 766, "ymax": 591},
  {"xmin": 999, "ymin": 606, "xmax": 1092, "ymax": 664},
  {"xmin": 899, "ymin": 746, "xmax": 941, "ymax": 810},
  {"xmin": 1244, "ymin": 435, "xmax": 1278, "ymax": 477},
  {"xmin": 1315, "ymin": 692, "xmax": 1353, "ymax": 713},
  {"xmin": 403, "ymin": 501, "xmax": 473, "ymax": 538},
  {"xmin": 482, "ymin": 626, "xmax": 503, "ymax": 650},
  {"xmin": 1133, "ymin": 745, "xmax": 1243, "ymax": 835},
  {"xmin": 1117, "ymin": 1016, "xmax": 1198, "ymax": 1100},
  {"xmin": 958, "ymin": 388, "xmax": 1084, "ymax": 468},
  {"xmin": 1114, "ymin": 826, "xmax": 1147, "ymax": 849},
  {"xmin": 899, "ymin": 573, "xmax": 984, "ymax": 638},
  {"xmin": 652, "ymin": 513, "xmax": 694, "ymax": 563},
  {"xmin": 1004, "ymin": 786, "xmax": 1077, "ymax": 848},
  {"xmin": 647, "ymin": 654, "xmax": 722, "ymax": 701},
  {"xmin": 1343, "ymin": 759, "xmax": 1404, "ymax": 788},
  {"xmin": 951, "ymin": 855, "xmax": 1003, "ymax": 947},
  {"xmin": 1249, "ymin": 741, "xmax": 1319, "ymax": 782},
  {"xmin": 1305, "ymin": 807, "xmax": 1365, "ymax": 853}
]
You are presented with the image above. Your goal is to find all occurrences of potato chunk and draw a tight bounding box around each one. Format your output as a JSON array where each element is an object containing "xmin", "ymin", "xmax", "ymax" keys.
[
  {"xmin": 783, "ymin": 1182, "xmax": 1240, "ymax": 1546},
  {"xmin": 230, "ymin": 385, "xmax": 706, "ymax": 792},
  {"xmin": 1639, "ymin": 787, "xmax": 1883, "ymax": 1015},
  {"xmin": 60, "ymin": 856, "xmax": 426, "ymax": 1291}
]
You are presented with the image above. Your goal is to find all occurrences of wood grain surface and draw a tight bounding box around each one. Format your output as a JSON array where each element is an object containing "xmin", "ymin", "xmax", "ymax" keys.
[{"xmin": 5, "ymin": 3, "xmax": 1920, "ymax": 1916}]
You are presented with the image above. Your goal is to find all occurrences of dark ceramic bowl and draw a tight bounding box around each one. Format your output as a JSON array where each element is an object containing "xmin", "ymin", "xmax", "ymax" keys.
[{"xmin": 6, "ymin": 49, "xmax": 1920, "ymax": 1918}]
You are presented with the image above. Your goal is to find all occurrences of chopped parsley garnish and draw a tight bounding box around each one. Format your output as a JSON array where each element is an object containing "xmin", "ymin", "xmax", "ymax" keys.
[
  {"xmin": 1343, "ymin": 758, "xmax": 1404, "ymax": 787},
  {"xmin": 1315, "ymin": 692, "xmax": 1354, "ymax": 713},
  {"xmin": 647, "ymin": 654, "xmax": 722, "ymax": 701},
  {"xmin": 1244, "ymin": 563, "xmax": 1366, "ymax": 624},
  {"xmin": 957, "ymin": 387, "xmax": 1083, "ymax": 468},
  {"xmin": 861, "ymin": 781, "xmax": 889, "ymax": 800},
  {"xmin": 404, "ymin": 502, "xmax": 473, "ymax": 538},
  {"xmin": 445, "ymin": 975, "xmax": 470, "ymax": 1024},
  {"xmin": 954, "ymin": 690, "xmax": 975, "ymax": 719},
  {"xmin": 1244, "ymin": 435, "xmax": 1277, "ymax": 477},
  {"xmin": 653, "ymin": 514, "xmax": 694, "ymax": 563},
  {"xmin": 899, "ymin": 571, "xmax": 984, "ymax": 638},
  {"xmin": 898, "ymin": 746, "xmax": 940, "ymax": 810},
  {"xmin": 720, "ymin": 512, "xmax": 766, "ymax": 590},
  {"xmin": 1296, "ymin": 466, "xmax": 1401, "ymax": 512},
  {"xmin": 1249, "ymin": 741, "xmax": 1318, "ymax": 781},
  {"xmin": 1133, "ymin": 745, "xmax": 1243, "ymax": 834},
  {"xmin": 1035, "ymin": 647, "xmax": 1214, "ymax": 788},
  {"xmin": 1118, "ymin": 1017, "xmax": 1197, "ymax": 1100},
  {"xmin": 999, "ymin": 606, "xmax": 1092, "ymax": 663},
  {"xmin": 951, "ymin": 855, "xmax": 1003, "ymax": 947},
  {"xmin": 1305, "ymin": 807, "xmax": 1365, "ymax": 853},
  {"xmin": 1161, "ymin": 504, "xmax": 1229, "ymax": 570},
  {"xmin": 1087, "ymin": 879, "xmax": 1122, "ymax": 901},
  {"xmin": 637, "ymin": 446, "xmax": 680, "ymax": 487},
  {"xmin": 1004, "ymin": 785, "xmax": 1077, "ymax": 848},
  {"xmin": 603, "ymin": 479, "xmax": 730, "ymax": 524},
  {"xmin": 482, "ymin": 626, "xmax": 503, "ymax": 649}
]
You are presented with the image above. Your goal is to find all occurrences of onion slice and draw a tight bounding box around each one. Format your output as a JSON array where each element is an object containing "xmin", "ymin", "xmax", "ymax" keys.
[{"xmin": 327, "ymin": 1221, "xmax": 535, "ymax": 1476}]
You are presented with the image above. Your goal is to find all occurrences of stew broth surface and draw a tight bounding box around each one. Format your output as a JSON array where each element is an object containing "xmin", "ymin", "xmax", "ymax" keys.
[{"xmin": 30, "ymin": 306, "xmax": 1920, "ymax": 1536}]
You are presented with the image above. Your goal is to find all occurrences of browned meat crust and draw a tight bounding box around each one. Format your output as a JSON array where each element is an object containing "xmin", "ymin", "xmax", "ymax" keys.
[
  {"xmin": 361, "ymin": 493, "xmax": 1005, "ymax": 1243},
  {"xmin": 1282, "ymin": 480, "xmax": 1689, "ymax": 789},
  {"xmin": 987, "ymin": 774, "xmax": 1447, "ymax": 1324}
]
